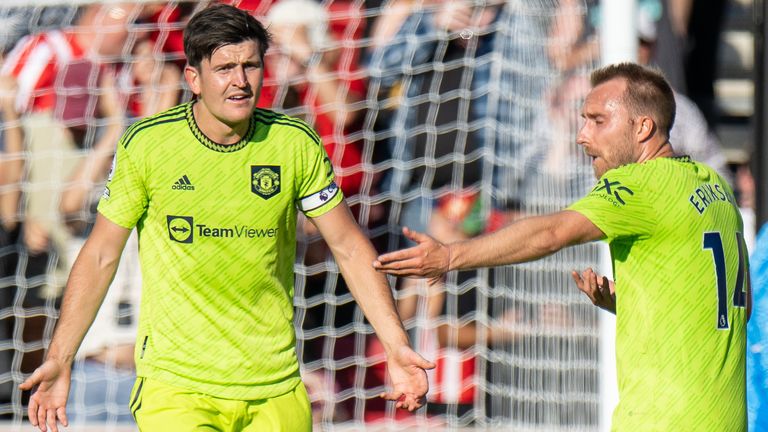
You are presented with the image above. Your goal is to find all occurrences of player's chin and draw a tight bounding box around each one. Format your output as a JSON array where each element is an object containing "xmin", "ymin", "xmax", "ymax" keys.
[
  {"xmin": 221, "ymin": 106, "xmax": 254, "ymax": 125},
  {"xmin": 592, "ymin": 161, "xmax": 607, "ymax": 179}
]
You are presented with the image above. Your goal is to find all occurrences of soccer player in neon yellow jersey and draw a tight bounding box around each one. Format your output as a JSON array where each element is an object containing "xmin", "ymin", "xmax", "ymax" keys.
[
  {"xmin": 20, "ymin": 5, "xmax": 434, "ymax": 432},
  {"xmin": 374, "ymin": 62, "xmax": 751, "ymax": 431}
]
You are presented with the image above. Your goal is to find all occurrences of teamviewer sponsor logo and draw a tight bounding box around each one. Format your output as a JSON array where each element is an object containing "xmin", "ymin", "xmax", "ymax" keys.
[
  {"xmin": 167, "ymin": 215, "xmax": 193, "ymax": 243},
  {"xmin": 172, "ymin": 175, "xmax": 195, "ymax": 191}
]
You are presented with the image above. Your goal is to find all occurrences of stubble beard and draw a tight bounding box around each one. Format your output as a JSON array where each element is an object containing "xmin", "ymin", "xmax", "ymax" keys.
[{"xmin": 593, "ymin": 138, "xmax": 636, "ymax": 179}]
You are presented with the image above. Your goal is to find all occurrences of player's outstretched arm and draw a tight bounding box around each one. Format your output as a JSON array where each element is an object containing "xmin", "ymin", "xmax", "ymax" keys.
[
  {"xmin": 571, "ymin": 267, "xmax": 616, "ymax": 313},
  {"xmin": 311, "ymin": 201, "xmax": 435, "ymax": 411},
  {"xmin": 19, "ymin": 213, "xmax": 131, "ymax": 432},
  {"xmin": 374, "ymin": 210, "xmax": 604, "ymax": 278}
]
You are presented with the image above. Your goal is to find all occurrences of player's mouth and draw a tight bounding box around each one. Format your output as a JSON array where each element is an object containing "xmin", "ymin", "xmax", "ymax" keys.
[
  {"xmin": 584, "ymin": 151, "xmax": 598, "ymax": 163},
  {"xmin": 227, "ymin": 94, "xmax": 252, "ymax": 102}
]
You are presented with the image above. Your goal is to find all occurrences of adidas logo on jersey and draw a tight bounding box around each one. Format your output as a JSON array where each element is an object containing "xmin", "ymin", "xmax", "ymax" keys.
[{"xmin": 172, "ymin": 175, "xmax": 195, "ymax": 191}]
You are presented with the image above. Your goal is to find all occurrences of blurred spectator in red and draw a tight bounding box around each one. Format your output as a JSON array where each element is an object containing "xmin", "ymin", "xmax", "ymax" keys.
[
  {"xmin": 62, "ymin": 37, "xmax": 183, "ymax": 224},
  {"xmin": 0, "ymin": 1, "xmax": 152, "ymax": 384},
  {"xmin": 224, "ymin": 0, "xmax": 275, "ymax": 16},
  {"xmin": 116, "ymin": 37, "xmax": 183, "ymax": 121},
  {"xmin": 259, "ymin": 0, "xmax": 367, "ymax": 198},
  {"xmin": 142, "ymin": 1, "xmax": 193, "ymax": 65}
]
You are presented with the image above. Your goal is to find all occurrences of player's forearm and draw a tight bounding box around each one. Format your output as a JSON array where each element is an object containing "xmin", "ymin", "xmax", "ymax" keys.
[
  {"xmin": 332, "ymin": 234, "xmax": 410, "ymax": 352},
  {"xmin": 449, "ymin": 211, "xmax": 588, "ymax": 271},
  {"xmin": 45, "ymin": 243, "xmax": 121, "ymax": 365}
]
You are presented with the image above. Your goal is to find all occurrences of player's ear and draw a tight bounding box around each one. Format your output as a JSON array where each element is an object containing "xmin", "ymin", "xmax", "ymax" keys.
[
  {"xmin": 184, "ymin": 64, "xmax": 201, "ymax": 96},
  {"xmin": 636, "ymin": 116, "xmax": 655, "ymax": 142}
]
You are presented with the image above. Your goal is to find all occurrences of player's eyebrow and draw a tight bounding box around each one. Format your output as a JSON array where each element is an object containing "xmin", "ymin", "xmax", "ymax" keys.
[{"xmin": 215, "ymin": 60, "xmax": 262, "ymax": 69}]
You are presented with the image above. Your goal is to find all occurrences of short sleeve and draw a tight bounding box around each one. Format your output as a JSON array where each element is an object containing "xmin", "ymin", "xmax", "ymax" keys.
[
  {"xmin": 567, "ymin": 166, "xmax": 656, "ymax": 242},
  {"xmin": 97, "ymin": 140, "xmax": 148, "ymax": 229},
  {"xmin": 295, "ymin": 126, "xmax": 343, "ymax": 219}
]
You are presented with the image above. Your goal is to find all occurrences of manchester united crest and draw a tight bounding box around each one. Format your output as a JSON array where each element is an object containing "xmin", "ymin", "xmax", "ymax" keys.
[{"xmin": 251, "ymin": 165, "xmax": 281, "ymax": 199}]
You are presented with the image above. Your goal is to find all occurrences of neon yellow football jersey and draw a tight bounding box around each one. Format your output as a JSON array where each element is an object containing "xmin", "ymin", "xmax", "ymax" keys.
[
  {"xmin": 98, "ymin": 102, "xmax": 343, "ymax": 400},
  {"xmin": 568, "ymin": 156, "xmax": 747, "ymax": 431}
]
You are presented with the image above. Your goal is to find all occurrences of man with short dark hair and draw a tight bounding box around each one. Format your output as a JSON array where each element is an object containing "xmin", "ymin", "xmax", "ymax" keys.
[
  {"xmin": 20, "ymin": 5, "xmax": 433, "ymax": 432},
  {"xmin": 375, "ymin": 62, "xmax": 750, "ymax": 431}
]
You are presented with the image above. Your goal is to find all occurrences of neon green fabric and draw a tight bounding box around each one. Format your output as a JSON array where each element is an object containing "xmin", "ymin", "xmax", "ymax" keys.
[
  {"xmin": 99, "ymin": 102, "xmax": 342, "ymax": 399},
  {"xmin": 569, "ymin": 157, "xmax": 747, "ymax": 431},
  {"xmin": 129, "ymin": 377, "xmax": 311, "ymax": 431}
]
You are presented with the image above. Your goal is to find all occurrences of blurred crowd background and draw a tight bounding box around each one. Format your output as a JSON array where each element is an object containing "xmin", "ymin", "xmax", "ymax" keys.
[{"xmin": 0, "ymin": 0, "xmax": 758, "ymax": 429}]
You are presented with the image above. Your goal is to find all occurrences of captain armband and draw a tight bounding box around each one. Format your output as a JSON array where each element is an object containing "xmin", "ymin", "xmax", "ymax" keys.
[{"xmin": 298, "ymin": 182, "xmax": 340, "ymax": 213}]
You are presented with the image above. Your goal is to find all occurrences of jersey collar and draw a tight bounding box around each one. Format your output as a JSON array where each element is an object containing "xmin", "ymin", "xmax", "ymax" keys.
[
  {"xmin": 670, "ymin": 155, "xmax": 693, "ymax": 163},
  {"xmin": 185, "ymin": 101, "xmax": 256, "ymax": 153}
]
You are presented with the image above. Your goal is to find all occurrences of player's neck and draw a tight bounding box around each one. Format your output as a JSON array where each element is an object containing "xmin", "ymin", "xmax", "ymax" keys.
[
  {"xmin": 638, "ymin": 139, "xmax": 675, "ymax": 164},
  {"xmin": 192, "ymin": 102, "xmax": 250, "ymax": 145}
]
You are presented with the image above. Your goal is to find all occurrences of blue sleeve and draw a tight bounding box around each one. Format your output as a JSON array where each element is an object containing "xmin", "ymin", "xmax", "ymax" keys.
[{"xmin": 748, "ymin": 224, "xmax": 768, "ymax": 431}]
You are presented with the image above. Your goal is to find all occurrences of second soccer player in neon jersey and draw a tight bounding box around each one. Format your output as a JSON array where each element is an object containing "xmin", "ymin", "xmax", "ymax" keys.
[
  {"xmin": 375, "ymin": 63, "xmax": 751, "ymax": 431},
  {"xmin": 20, "ymin": 5, "xmax": 434, "ymax": 432}
]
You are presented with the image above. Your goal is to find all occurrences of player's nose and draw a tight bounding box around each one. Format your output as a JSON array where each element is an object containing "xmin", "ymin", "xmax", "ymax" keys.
[{"xmin": 231, "ymin": 65, "xmax": 247, "ymax": 87}]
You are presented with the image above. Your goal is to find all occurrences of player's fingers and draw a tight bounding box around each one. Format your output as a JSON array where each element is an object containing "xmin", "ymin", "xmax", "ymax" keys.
[
  {"xmin": 586, "ymin": 269, "xmax": 605, "ymax": 304},
  {"xmin": 570, "ymin": 270, "xmax": 585, "ymax": 291},
  {"xmin": 19, "ymin": 368, "xmax": 44, "ymax": 391},
  {"xmin": 27, "ymin": 397, "xmax": 38, "ymax": 427},
  {"xmin": 375, "ymin": 248, "xmax": 419, "ymax": 266},
  {"xmin": 572, "ymin": 270, "xmax": 597, "ymax": 303},
  {"xmin": 415, "ymin": 354, "xmax": 436, "ymax": 370},
  {"xmin": 406, "ymin": 394, "xmax": 421, "ymax": 411},
  {"xmin": 599, "ymin": 276, "xmax": 611, "ymax": 296},
  {"xmin": 402, "ymin": 227, "xmax": 433, "ymax": 245},
  {"xmin": 379, "ymin": 390, "xmax": 403, "ymax": 401},
  {"xmin": 400, "ymin": 396, "xmax": 414, "ymax": 411},
  {"xmin": 577, "ymin": 270, "xmax": 597, "ymax": 304},
  {"xmin": 583, "ymin": 267, "xmax": 596, "ymax": 282},
  {"xmin": 397, "ymin": 393, "xmax": 407, "ymax": 410},
  {"xmin": 36, "ymin": 405, "xmax": 47, "ymax": 432},
  {"xmin": 56, "ymin": 407, "xmax": 68, "ymax": 428},
  {"xmin": 380, "ymin": 391, "xmax": 406, "ymax": 408},
  {"xmin": 401, "ymin": 394, "xmax": 425, "ymax": 411},
  {"xmin": 47, "ymin": 408, "xmax": 58, "ymax": 432},
  {"xmin": 373, "ymin": 258, "xmax": 425, "ymax": 273}
]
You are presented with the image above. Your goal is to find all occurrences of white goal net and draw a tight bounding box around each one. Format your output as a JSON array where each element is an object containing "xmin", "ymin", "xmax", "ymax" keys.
[{"xmin": 0, "ymin": 0, "xmax": 602, "ymax": 429}]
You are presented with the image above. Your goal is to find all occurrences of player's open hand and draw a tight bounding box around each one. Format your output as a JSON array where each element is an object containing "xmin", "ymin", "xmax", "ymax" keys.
[
  {"xmin": 380, "ymin": 345, "xmax": 436, "ymax": 411},
  {"xmin": 571, "ymin": 267, "xmax": 616, "ymax": 313},
  {"xmin": 18, "ymin": 359, "xmax": 71, "ymax": 432},
  {"xmin": 373, "ymin": 227, "xmax": 451, "ymax": 281}
]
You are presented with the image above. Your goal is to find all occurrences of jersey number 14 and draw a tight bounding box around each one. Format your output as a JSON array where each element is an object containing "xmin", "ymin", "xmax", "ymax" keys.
[{"xmin": 703, "ymin": 231, "xmax": 748, "ymax": 330}]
